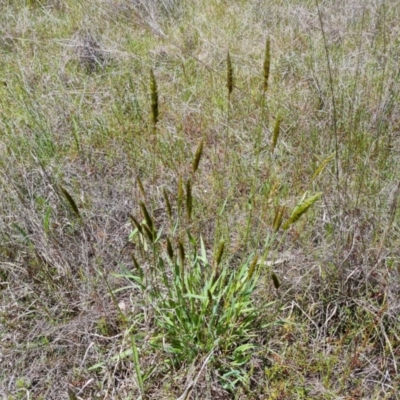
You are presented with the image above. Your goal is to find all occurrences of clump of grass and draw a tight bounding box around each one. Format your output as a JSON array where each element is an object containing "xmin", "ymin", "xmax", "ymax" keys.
[
  {"xmin": 123, "ymin": 202, "xmax": 268, "ymax": 390},
  {"xmin": 116, "ymin": 45, "xmax": 325, "ymax": 393}
]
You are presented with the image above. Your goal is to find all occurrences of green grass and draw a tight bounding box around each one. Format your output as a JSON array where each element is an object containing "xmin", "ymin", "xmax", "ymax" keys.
[{"xmin": 1, "ymin": 0, "xmax": 400, "ymax": 399}]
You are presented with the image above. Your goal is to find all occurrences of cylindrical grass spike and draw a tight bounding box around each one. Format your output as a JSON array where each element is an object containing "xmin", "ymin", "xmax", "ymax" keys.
[
  {"xmin": 271, "ymin": 114, "xmax": 281, "ymax": 153},
  {"xmin": 312, "ymin": 153, "xmax": 335, "ymax": 181},
  {"xmin": 192, "ymin": 140, "xmax": 204, "ymax": 173},
  {"xmin": 178, "ymin": 240, "xmax": 185, "ymax": 282},
  {"xmin": 247, "ymin": 255, "xmax": 259, "ymax": 282},
  {"xmin": 136, "ymin": 176, "xmax": 146, "ymax": 197},
  {"xmin": 272, "ymin": 205, "xmax": 285, "ymax": 232},
  {"xmin": 186, "ymin": 179, "xmax": 192, "ymax": 220},
  {"xmin": 143, "ymin": 224, "xmax": 154, "ymax": 242},
  {"xmin": 150, "ymin": 69, "xmax": 158, "ymax": 126},
  {"xmin": 177, "ymin": 176, "xmax": 184, "ymax": 210},
  {"xmin": 166, "ymin": 237, "xmax": 174, "ymax": 260},
  {"xmin": 163, "ymin": 188, "xmax": 172, "ymax": 220},
  {"xmin": 282, "ymin": 192, "xmax": 322, "ymax": 229},
  {"xmin": 60, "ymin": 186, "xmax": 81, "ymax": 220},
  {"xmin": 271, "ymin": 272, "xmax": 280, "ymax": 289},
  {"xmin": 215, "ymin": 240, "xmax": 225, "ymax": 266},
  {"xmin": 227, "ymin": 51, "xmax": 233, "ymax": 96},
  {"xmin": 178, "ymin": 240, "xmax": 185, "ymax": 265},
  {"xmin": 263, "ymin": 37, "xmax": 271, "ymax": 93},
  {"xmin": 140, "ymin": 201, "xmax": 154, "ymax": 232}
]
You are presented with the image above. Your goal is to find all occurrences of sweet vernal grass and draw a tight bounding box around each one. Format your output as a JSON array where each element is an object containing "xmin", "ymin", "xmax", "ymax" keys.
[{"xmin": 118, "ymin": 40, "xmax": 322, "ymax": 390}]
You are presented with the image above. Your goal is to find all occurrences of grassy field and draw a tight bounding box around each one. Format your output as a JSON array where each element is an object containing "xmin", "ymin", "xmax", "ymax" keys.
[{"xmin": 1, "ymin": 0, "xmax": 400, "ymax": 398}]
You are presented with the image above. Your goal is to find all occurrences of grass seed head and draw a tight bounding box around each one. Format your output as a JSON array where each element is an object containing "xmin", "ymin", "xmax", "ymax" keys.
[
  {"xmin": 227, "ymin": 51, "xmax": 233, "ymax": 96},
  {"xmin": 143, "ymin": 224, "xmax": 154, "ymax": 242},
  {"xmin": 283, "ymin": 192, "xmax": 322, "ymax": 229},
  {"xmin": 271, "ymin": 114, "xmax": 281, "ymax": 153},
  {"xmin": 271, "ymin": 272, "xmax": 280, "ymax": 289},
  {"xmin": 263, "ymin": 37, "xmax": 271, "ymax": 93},
  {"xmin": 150, "ymin": 68, "xmax": 159, "ymax": 126},
  {"xmin": 272, "ymin": 205, "xmax": 285, "ymax": 232},
  {"xmin": 140, "ymin": 201, "xmax": 154, "ymax": 232},
  {"xmin": 137, "ymin": 176, "xmax": 146, "ymax": 198},
  {"xmin": 177, "ymin": 175, "xmax": 184, "ymax": 210},
  {"xmin": 186, "ymin": 178, "xmax": 192, "ymax": 220},
  {"xmin": 163, "ymin": 187, "xmax": 172, "ymax": 220},
  {"xmin": 178, "ymin": 240, "xmax": 185, "ymax": 280},
  {"xmin": 166, "ymin": 237, "xmax": 174, "ymax": 260},
  {"xmin": 247, "ymin": 255, "xmax": 259, "ymax": 282},
  {"xmin": 215, "ymin": 240, "xmax": 225, "ymax": 266},
  {"xmin": 192, "ymin": 139, "xmax": 204, "ymax": 173},
  {"xmin": 60, "ymin": 186, "xmax": 81, "ymax": 220}
]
